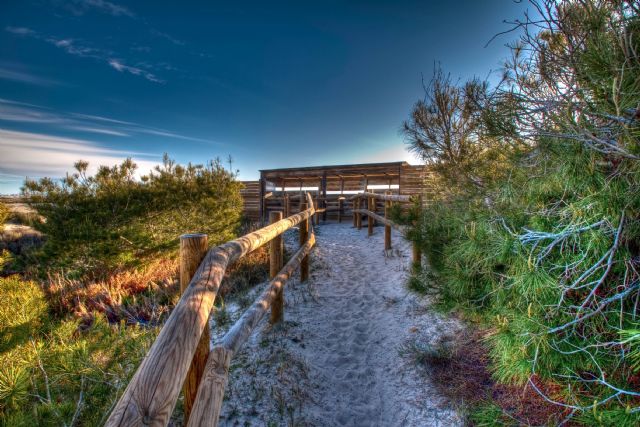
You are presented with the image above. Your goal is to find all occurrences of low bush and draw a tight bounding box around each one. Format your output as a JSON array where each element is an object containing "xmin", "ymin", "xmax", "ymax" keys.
[
  {"xmin": 0, "ymin": 155, "xmax": 249, "ymax": 425},
  {"xmin": 0, "ymin": 275, "xmax": 157, "ymax": 425},
  {"xmin": 22, "ymin": 155, "xmax": 243, "ymax": 277},
  {"xmin": 400, "ymin": 1, "xmax": 640, "ymax": 423}
]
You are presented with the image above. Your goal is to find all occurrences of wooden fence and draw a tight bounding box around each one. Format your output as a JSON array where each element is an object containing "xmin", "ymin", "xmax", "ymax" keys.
[
  {"xmin": 261, "ymin": 190, "xmax": 398, "ymax": 227},
  {"xmin": 105, "ymin": 193, "xmax": 317, "ymax": 427},
  {"xmin": 351, "ymin": 191, "xmax": 422, "ymax": 269}
]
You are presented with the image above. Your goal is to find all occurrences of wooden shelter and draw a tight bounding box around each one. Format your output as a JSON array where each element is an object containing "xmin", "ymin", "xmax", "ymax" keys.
[{"xmin": 240, "ymin": 161, "xmax": 428, "ymax": 222}]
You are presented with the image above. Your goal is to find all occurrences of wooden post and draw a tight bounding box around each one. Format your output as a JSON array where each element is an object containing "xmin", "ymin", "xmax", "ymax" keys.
[
  {"xmin": 300, "ymin": 202, "xmax": 309, "ymax": 281},
  {"xmin": 185, "ymin": 346, "xmax": 232, "ymax": 427},
  {"xmin": 367, "ymin": 195, "xmax": 374, "ymax": 236},
  {"xmin": 180, "ymin": 233, "xmax": 209, "ymax": 423},
  {"xmin": 312, "ymin": 196, "xmax": 317, "ymax": 226},
  {"xmin": 352, "ymin": 197, "xmax": 357, "ymax": 227},
  {"xmin": 106, "ymin": 209, "xmax": 315, "ymax": 427},
  {"xmin": 269, "ymin": 211, "xmax": 284, "ymax": 324},
  {"xmin": 371, "ymin": 193, "xmax": 376, "ymax": 226},
  {"xmin": 284, "ymin": 194, "xmax": 290, "ymax": 218},
  {"xmin": 356, "ymin": 197, "xmax": 362, "ymax": 230},
  {"xmin": 338, "ymin": 198, "xmax": 343, "ymax": 223},
  {"xmin": 259, "ymin": 176, "xmax": 265, "ymax": 224},
  {"xmin": 321, "ymin": 173, "xmax": 327, "ymax": 222},
  {"xmin": 384, "ymin": 191, "xmax": 391, "ymax": 250},
  {"xmin": 262, "ymin": 196, "xmax": 268, "ymax": 225}
]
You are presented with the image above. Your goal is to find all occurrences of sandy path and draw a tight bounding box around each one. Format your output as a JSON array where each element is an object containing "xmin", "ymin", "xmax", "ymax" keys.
[{"xmin": 218, "ymin": 222, "xmax": 463, "ymax": 426}]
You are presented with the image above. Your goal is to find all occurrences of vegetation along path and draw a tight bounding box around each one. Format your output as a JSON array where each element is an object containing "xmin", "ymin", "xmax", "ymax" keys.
[{"xmin": 218, "ymin": 222, "xmax": 463, "ymax": 426}]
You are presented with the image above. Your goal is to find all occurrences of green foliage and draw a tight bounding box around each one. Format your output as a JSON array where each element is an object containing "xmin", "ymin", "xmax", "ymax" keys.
[
  {"xmin": 22, "ymin": 154, "xmax": 243, "ymax": 276},
  {"xmin": 468, "ymin": 403, "xmax": 516, "ymax": 427},
  {"xmin": 402, "ymin": 1, "xmax": 640, "ymax": 423},
  {"xmin": 0, "ymin": 275, "xmax": 157, "ymax": 426},
  {"xmin": 0, "ymin": 154, "xmax": 246, "ymax": 424},
  {"xmin": 413, "ymin": 141, "xmax": 640, "ymax": 422},
  {"xmin": 575, "ymin": 405, "xmax": 640, "ymax": 427}
]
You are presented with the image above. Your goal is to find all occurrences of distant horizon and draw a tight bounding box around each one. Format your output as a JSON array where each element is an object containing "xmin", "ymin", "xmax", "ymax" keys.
[
  {"xmin": 0, "ymin": 156, "xmax": 419, "ymax": 196},
  {"xmin": 1, "ymin": 0, "xmax": 533, "ymax": 193}
]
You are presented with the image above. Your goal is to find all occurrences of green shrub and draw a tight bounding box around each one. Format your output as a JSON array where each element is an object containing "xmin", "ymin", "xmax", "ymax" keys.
[
  {"xmin": 401, "ymin": 1, "xmax": 640, "ymax": 423},
  {"xmin": 22, "ymin": 155, "xmax": 243, "ymax": 276},
  {"xmin": 0, "ymin": 275, "xmax": 157, "ymax": 426}
]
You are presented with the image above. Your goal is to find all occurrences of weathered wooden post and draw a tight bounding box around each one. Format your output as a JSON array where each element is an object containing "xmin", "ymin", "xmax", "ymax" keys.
[
  {"xmin": 179, "ymin": 233, "xmax": 209, "ymax": 423},
  {"xmin": 261, "ymin": 196, "xmax": 267, "ymax": 225},
  {"xmin": 321, "ymin": 174, "xmax": 328, "ymax": 222},
  {"xmin": 356, "ymin": 197, "xmax": 362, "ymax": 230},
  {"xmin": 311, "ymin": 196, "xmax": 317, "ymax": 226},
  {"xmin": 186, "ymin": 345, "xmax": 232, "ymax": 427},
  {"xmin": 300, "ymin": 202, "xmax": 309, "ymax": 281},
  {"xmin": 367, "ymin": 195, "xmax": 374, "ymax": 236},
  {"xmin": 269, "ymin": 211, "xmax": 284, "ymax": 324},
  {"xmin": 384, "ymin": 191, "xmax": 391, "ymax": 250},
  {"xmin": 338, "ymin": 197, "xmax": 343, "ymax": 223},
  {"xmin": 352, "ymin": 197, "xmax": 357, "ymax": 227},
  {"xmin": 284, "ymin": 194, "xmax": 290, "ymax": 218},
  {"xmin": 371, "ymin": 194, "xmax": 377, "ymax": 226}
]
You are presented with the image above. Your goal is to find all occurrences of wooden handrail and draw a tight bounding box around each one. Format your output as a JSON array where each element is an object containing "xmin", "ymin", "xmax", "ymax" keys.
[
  {"xmin": 222, "ymin": 233, "xmax": 316, "ymax": 354},
  {"xmin": 352, "ymin": 198, "xmax": 421, "ymax": 267},
  {"xmin": 350, "ymin": 192, "xmax": 412, "ymax": 202},
  {"xmin": 186, "ymin": 194, "xmax": 316, "ymax": 427},
  {"xmin": 352, "ymin": 209, "xmax": 407, "ymax": 233},
  {"xmin": 105, "ymin": 194, "xmax": 315, "ymax": 427},
  {"xmin": 185, "ymin": 236, "xmax": 317, "ymax": 427}
]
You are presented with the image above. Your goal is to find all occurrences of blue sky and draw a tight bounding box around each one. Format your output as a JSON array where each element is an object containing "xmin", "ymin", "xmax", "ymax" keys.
[{"xmin": 0, "ymin": 0, "xmax": 531, "ymax": 193}]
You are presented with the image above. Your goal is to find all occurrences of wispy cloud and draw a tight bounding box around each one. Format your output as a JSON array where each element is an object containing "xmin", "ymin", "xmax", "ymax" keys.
[
  {"xmin": 0, "ymin": 63, "xmax": 64, "ymax": 87},
  {"xmin": 65, "ymin": 125, "xmax": 130, "ymax": 136},
  {"xmin": 130, "ymin": 128, "xmax": 212, "ymax": 143},
  {"xmin": 4, "ymin": 26, "xmax": 167, "ymax": 83},
  {"xmin": 150, "ymin": 29, "xmax": 185, "ymax": 46},
  {"xmin": 70, "ymin": 112, "xmax": 136, "ymax": 126},
  {"xmin": 0, "ymin": 128, "xmax": 159, "ymax": 189},
  {"xmin": 60, "ymin": 0, "xmax": 135, "ymax": 18},
  {"xmin": 0, "ymin": 102, "xmax": 70, "ymax": 124},
  {"xmin": 46, "ymin": 37, "xmax": 99, "ymax": 57},
  {"xmin": 0, "ymin": 98, "xmax": 218, "ymax": 144},
  {"xmin": 5, "ymin": 26, "xmax": 35, "ymax": 35},
  {"xmin": 108, "ymin": 58, "xmax": 163, "ymax": 83}
]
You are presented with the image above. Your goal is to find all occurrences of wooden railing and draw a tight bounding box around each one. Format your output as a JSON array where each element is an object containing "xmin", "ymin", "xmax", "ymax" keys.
[
  {"xmin": 264, "ymin": 191, "xmax": 414, "ymax": 226},
  {"xmin": 105, "ymin": 193, "xmax": 316, "ymax": 427},
  {"xmin": 351, "ymin": 191, "xmax": 422, "ymax": 269}
]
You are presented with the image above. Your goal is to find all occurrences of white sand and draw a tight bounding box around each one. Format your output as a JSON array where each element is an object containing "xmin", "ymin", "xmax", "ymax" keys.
[{"xmin": 216, "ymin": 222, "xmax": 464, "ymax": 426}]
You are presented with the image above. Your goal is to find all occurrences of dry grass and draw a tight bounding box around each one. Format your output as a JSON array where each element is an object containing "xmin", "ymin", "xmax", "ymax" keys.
[
  {"xmin": 44, "ymin": 258, "xmax": 180, "ymax": 326},
  {"xmin": 218, "ymin": 245, "xmax": 269, "ymax": 300},
  {"xmin": 41, "ymin": 242, "xmax": 269, "ymax": 328},
  {"xmin": 2, "ymin": 210, "xmax": 270, "ymax": 340},
  {"xmin": 407, "ymin": 328, "xmax": 572, "ymax": 426}
]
